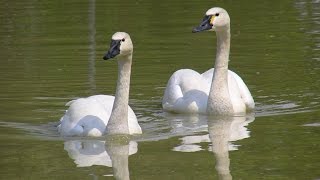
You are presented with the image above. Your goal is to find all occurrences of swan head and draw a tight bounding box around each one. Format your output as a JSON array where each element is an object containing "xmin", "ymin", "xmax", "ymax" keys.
[
  {"xmin": 192, "ymin": 7, "xmax": 230, "ymax": 33},
  {"xmin": 103, "ymin": 32, "xmax": 133, "ymax": 60}
]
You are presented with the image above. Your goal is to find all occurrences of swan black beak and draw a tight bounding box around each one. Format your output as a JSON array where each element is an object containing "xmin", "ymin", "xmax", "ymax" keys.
[
  {"xmin": 192, "ymin": 15, "xmax": 213, "ymax": 33},
  {"xmin": 103, "ymin": 40, "xmax": 121, "ymax": 60}
]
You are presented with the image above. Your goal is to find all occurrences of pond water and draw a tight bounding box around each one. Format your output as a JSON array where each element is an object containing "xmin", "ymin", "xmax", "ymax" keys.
[{"xmin": 0, "ymin": 0, "xmax": 319, "ymax": 179}]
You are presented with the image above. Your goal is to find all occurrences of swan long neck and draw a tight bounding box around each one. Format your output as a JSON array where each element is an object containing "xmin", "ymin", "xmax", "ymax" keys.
[
  {"xmin": 106, "ymin": 55, "xmax": 132, "ymax": 134},
  {"xmin": 207, "ymin": 28, "xmax": 234, "ymax": 115},
  {"xmin": 215, "ymin": 30, "xmax": 230, "ymax": 70}
]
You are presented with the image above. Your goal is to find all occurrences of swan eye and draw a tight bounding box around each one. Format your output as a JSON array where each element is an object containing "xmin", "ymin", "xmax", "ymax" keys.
[
  {"xmin": 122, "ymin": 38, "xmax": 125, "ymax": 42},
  {"xmin": 215, "ymin": 13, "xmax": 219, "ymax": 16}
]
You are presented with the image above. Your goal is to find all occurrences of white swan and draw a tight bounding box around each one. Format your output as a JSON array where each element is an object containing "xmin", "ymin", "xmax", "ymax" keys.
[
  {"xmin": 58, "ymin": 32, "xmax": 142, "ymax": 136},
  {"xmin": 162, "ymin": 7, "xmax": 255, "ymax": 115}
]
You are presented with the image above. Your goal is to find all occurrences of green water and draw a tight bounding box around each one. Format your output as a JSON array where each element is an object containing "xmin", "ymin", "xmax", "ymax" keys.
[{"xmin": 0, "ymin": 0, "xmax": 319, "ymax": 179}]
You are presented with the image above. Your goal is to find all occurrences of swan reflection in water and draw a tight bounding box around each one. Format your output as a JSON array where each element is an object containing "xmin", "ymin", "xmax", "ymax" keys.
[
  {"xmin": 64, "ymin": 138, "xmax": 137, "ymax": 179},
  {"xmin": 172, "ymin": 114, "xmax": 255, "ymax": 180}
]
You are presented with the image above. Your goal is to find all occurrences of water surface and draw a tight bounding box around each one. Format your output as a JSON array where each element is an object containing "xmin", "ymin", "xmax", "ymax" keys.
[{"xmin": 0, "ymin": 0, "xmax": 319, "ymax": 179}]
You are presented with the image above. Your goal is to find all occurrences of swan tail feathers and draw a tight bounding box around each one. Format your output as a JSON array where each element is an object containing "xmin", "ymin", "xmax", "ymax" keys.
[
  {"xmin": 162, "ymin": 83, "xmax": 183, "ymax": 107},
  {"xmin": 65, "ymin": 100, "xmax": 77, "ymax": 106}
]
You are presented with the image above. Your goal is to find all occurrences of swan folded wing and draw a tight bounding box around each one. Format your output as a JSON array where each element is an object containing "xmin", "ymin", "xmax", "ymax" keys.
[
  {"xmin": 90, "ymin": 95, "xmax": 142, "ymax": 134},
  {"xmin": 58, "ymin": 99, "xmax": 84, "ymax": 124},
  {"xmin": 127, "ymin": 108, "xmax": 142, "ymax": 134},
  {"xmin": 59, "ymin": 95, "xmax": 141, "ymax": 136},
  {"xmin": 88, "ymin": 95, "xmax": 115, "ymax": 113},
  {"xmin": 201, "ymin": 68, "xmax": 215, "ymax": 84},
  {"xmin": 59, "ymin": 96, "xmax": 111, "ymax": 136},
  {"xmin": 176, "ymin": 69, "xmax": 208, "ymax": 93},
  {"xmin": 163, "ymin": 84, "xmax": 183, "ymax": 108},
  {"xmin": 201, "ymin": 68, "xmax": 254, "ymax": 113},
  {"xmin": 65, "ymin": 99, "xmax": 77, "ymax": 106},
  {"xmin": 229, "ymin": 71, "xmax": 255, "ymax": 110},
  {"xmin": 163, "ymin": 69, "xmax": 210, "ymax": 113},
  {"xmin": 162, "ymin": 70, "xmax": 187, "ymax": 108},
  {"xmin": 173, "ymin": 90, "xmax": 209, "ymax": 113}
]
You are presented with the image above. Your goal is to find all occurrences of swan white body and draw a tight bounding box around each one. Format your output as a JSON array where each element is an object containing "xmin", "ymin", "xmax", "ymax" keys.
[
  {"xmin": 163, "ymin": 68, "xmax": 254, "ymax": 114},
  {"xmin": 162, "ymin": 7, "xmax": 254, "ymax": 115},
  {"xmin": 59, "ymin": 32, "xmax": 142, "ymax": 136},
  {"xmin": 58, "ymin": 95, "xmax": 141, "ymax": 136}
]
